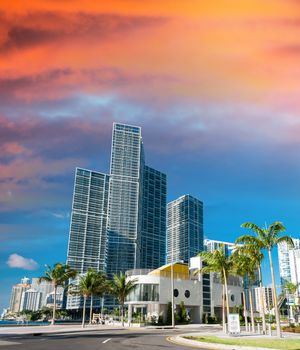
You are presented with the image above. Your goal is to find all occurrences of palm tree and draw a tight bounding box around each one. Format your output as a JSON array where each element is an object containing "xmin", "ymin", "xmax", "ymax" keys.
[
  {"xmin": 237, "ymin": 221, "xmax": 294, "ymax": 337},
  {"xmin": 109, "ymin": 272, "xmax": 138, "ymax": 327},
  {"xmin": 284, "ymin": 281, "xmax": 298, "ymax": 325},
  {"xmin": 72, "ymin": 269, "xmax": 108, "ymax": 327},
  {"xmin": 197, "ymin": 245, "xmax": 233, "ymax": 332},
  {"xmin": 39, "ymin": 263, "xmax": 77, "ymax": 325},
  {"xmin": 88, "ymin": 271, "xmax": 109, "ymax": 325},
  {"xmin": 232, "ymin": 246, "xmax": 258, "ymax": 333},
  {"xmin": 234, "ymin": 242, "xmax": 267, "ymax": 333}
]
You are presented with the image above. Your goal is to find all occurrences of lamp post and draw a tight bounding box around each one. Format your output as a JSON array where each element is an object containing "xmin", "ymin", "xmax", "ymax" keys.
[{"xmin": 171, "ymin": 230, "xmax": 175, "ymax": 328}]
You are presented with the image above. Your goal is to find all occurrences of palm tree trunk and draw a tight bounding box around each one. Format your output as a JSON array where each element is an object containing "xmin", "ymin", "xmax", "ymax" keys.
[
  {"xmin": 89, "ymin": 295, "xmax": 93, "ymax": 325},
  {"xmin": 268, "ymin": 249, "xmax": 281, "ymax": 337},
  {"xmin": 223, "ymin": 269, "xmax": 230, "ymax": 322},
  {"xmin": 249, "ymin": 287, "xmax": 255, "ymax": 332},
  {"xmin": 222, "ymin": 284, "xmax": 226, "ymax": 332},
  {"xmin": 82, "ymin": 295, "xmax": 87, "ymax": 328},
  {"xmin": 258, "ymin": 266, "xmax": 267, "ymax": 334},
  {"xmin": 51, "ymin": 284, "xmax": 57, "ymax": 325},
  {"xmin": 242, "ymin": 286, "xmax": 248, "ymax": 332},
  {"xmin": 121, "ymin": 304, "xmax": 124, "ymax": 327}
]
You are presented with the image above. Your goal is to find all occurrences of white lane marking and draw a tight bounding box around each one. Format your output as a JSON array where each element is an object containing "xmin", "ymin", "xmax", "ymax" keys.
[{"xmin": 102, "ymin": 338, "xmax": 111, "ymax": 344}]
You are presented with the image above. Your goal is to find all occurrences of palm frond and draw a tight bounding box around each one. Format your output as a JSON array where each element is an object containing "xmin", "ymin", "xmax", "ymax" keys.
[{"xmin": 277, "ymin": 235, "xmax": 294, "ymax": 248}]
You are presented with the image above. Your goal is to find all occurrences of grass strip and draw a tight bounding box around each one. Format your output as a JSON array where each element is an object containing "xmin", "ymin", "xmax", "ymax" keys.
[{"xmin": 184, "ymin": 335, "xmax": 300, "ymax": 350}]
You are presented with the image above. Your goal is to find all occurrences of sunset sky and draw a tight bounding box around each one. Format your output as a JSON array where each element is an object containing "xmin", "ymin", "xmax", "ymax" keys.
[{"xmin": 1, "ymin": 0, "xmax": 300, "ymax": 310}]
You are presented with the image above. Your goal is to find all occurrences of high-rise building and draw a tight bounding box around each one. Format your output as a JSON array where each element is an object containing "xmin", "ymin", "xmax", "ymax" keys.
[
  {"xmin": 140, "ymin": 166, "xmax": 167, "ymax": 269},
  {"xmin": 278, "ymin": 238, "xmax": 300, "ymax": 287},
  {"xmin": 253, "ymin": 287, "xmax": 273, "ymax": 313},
  {"xmin": 167, "ymin": 194, "xmax": 203, "ymax": 264},
  {"xmin": 106, "ymin": 124, "xmax": 144, "ymax": 276},
  {"xmin": 66, "ymin": 123, "xmax": 167, "ymax": 308},
  {"xmin": 20, "ymin": 289, "xmax": 41, "ymax": 312},
  {"xmin": 67, "ymin": 168, "xmax": 109, "ymax": 273},
  {"xmin": 9, "ymin": 277, "xmax": 31, "ymax": 313},
  {"xmin": 31, "ymin": 278, "xmax": 64, "ymax": 309}
]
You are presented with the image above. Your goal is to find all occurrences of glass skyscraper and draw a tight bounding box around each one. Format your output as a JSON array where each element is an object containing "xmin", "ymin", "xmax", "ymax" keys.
[
  {"xmin": 167, "ymin": 194, "xmax": 203, "ymax": 264},
  {"xmin": 66, "ymin": 123, "xmax": 167, "ymax": 308},
  {"xmin": 140, "ymin": 166, "xmax": 167, "ymax": 269},
  {"xmin": 106, "ymin": 124, "xmax": 144, "ymax": 276},
  {"xmin": 67, "ymin": 168, "xmax": 109, "ymax": 273}
]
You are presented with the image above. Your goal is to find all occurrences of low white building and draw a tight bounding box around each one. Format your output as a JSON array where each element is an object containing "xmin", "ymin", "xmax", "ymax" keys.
[{"xmin": 125, "ymin": 257, "xmax": 243, "ymax": 324}]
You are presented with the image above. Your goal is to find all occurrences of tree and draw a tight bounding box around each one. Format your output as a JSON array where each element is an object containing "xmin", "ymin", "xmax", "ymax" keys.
[
  {"xmin": 197, "ymin": 245, "xmax": 233, "ymax": 332},
  {"xmin": 88, "ymin": 270, "xmax": 109, "ymax": 325},
  {"xmin": 72, "ymin": 269, "xmax": 109, "ymax": 328},
  {"xmin": 39, "ymin": 263, "xmax": 77, "ymax": 325},
  {"xmin": 109, "ymin": 272, "xmax": 138, "ymax": 326},
  {"xmin": 284, "ymin": 281, "xmax": 298, "ymax": 325},
  {"xmin": 237, "ymin": 221, "xmax": 294, "ymax": 337},
  {"xmin": 240, "ymin": 242, "xmax": 266, "ymax": 334},
  {"xmin": 232, "ymin": 246, "xmax": 257, "ymax": 333}
]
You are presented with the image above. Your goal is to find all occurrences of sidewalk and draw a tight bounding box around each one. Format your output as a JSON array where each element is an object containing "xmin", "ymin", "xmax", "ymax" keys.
[{"xmin": 0, "ymin": 324, "xmax": 125, "ymax": 335}]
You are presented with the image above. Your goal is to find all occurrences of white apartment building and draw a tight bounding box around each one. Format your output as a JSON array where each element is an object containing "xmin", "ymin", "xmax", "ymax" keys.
[
  {"xmin": 278, "ymin": 238, "xmax": 300, "ymax": 290},
  {"xmin": 20, "ymin": 289, "xmax": 42, "ymax": 312},
  {"xmin": 253, "ymin": 287, "xmax": 273, "ymax": 314},
  {"xmin": 204, "ymin": 239, "xmax": 236, "ymax": 257}
]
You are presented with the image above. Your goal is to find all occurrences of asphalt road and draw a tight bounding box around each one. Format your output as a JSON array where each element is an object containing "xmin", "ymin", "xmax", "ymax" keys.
[{"xmin": 0, "ymin": 327, "xmax": 208, "ymax": 350}]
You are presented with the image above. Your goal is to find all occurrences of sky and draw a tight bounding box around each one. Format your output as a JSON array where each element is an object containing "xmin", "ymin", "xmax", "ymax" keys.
[{"xmin": 1, "ymin": 0, "xmax": 300, "ymax": 311}]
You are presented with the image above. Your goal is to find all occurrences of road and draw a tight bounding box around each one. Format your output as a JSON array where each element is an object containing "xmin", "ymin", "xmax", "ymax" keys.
[{"xmin": 0, "ymin": 327, "xmax": 210, "ymax": 350}]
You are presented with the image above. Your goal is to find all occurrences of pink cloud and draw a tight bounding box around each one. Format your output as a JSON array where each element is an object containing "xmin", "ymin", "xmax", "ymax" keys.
[{"xmin": 7, "ymin": 253, "xmax": 38, "ymax": 270}]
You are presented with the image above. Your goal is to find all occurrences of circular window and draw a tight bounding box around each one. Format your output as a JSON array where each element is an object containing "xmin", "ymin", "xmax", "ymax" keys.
[
  {"xmin": 185, "ymin": 290, "xmax": 190, "ymax": 298},
  {"xmin": 231, "ymin": 294, "xmax": 235, "ymax": 302},
  {"xmin": 174, "ymin": 289, "xmax": 179, "ymax": 297}
]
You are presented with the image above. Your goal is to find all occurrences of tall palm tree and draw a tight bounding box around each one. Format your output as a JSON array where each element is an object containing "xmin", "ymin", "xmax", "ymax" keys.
[
  {"xmin": 39, "ymin": 263, "xmax": 77, "ymax": 325},
  {"xmin": 197, "ymin": 245, "xmax": 233, "ymax": 332},
  {"xmin": 237, "ymin": 221, "xmax": 294, "ymax": 337},
  {"xmin": 72, "ymin": 269, "xmax": 108, "ymax": 327},
  {"xmin": 234, "ymin": 242, "xmax": 266, "ymax": 333},
  {"xmin": 109, "ymin": 272, "xmax": 137, "ymax": 327},
  {"xmin": 88, "ymin": 271, "xmax": 109, "ymax": 325},
  {"xmin": 232, "ymin": 247, "xmax": 257, "ymax": 333}
]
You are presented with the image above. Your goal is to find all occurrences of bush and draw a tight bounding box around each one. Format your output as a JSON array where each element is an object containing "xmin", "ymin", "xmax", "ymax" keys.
[{"xmin": 176, "ymin": 301, "xmax": 190, "ymax": 324}]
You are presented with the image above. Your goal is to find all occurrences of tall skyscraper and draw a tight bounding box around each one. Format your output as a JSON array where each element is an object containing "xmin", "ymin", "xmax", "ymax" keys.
[
  {"xmin": 67, "ymin": 168, "xmax": 109, "ymax": 273},
  {"xmin": 66, "ymin": 123, "xmax": 167, "ymax": 308},
  {"xmin": 106, "ymin": 124, "xmax": 144, "ymax": 276},
  {"xmin": 141, "ymin": 166, "xmax": 167, "ymax": 269},
  {"xmin": 167, "ymin": 194, "xmax": 203, "ymax": 264}
]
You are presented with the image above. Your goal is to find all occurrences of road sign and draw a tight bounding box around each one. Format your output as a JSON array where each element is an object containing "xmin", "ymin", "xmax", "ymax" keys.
[{"xmin": 228, "ymin": 313, "xmax": 240, "ymax": 335}]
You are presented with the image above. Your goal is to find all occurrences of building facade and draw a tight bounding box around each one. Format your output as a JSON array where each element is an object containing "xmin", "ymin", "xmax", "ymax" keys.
[
  {"xmin": 9, "ymin": 277, "xmax": 31, "ymax": 313},
  {"xmin": 67, "ymin": 168, "xmax": 109, "ymax": 274},
  {"xmin": 167, "ymin": 195, "xmax": 203, "ymax": 264},
  {"xmin": 278, "ymin": 238, "xmax": 300, "ymax": 288},
  {"xmin": 204, "ymin": 239, "xmax": 236, "ymax": 257},
  {"xmin": 126, "ymin": 258, "xmax": 243, "ymax": 324},
  {"xmin": 140, "ymin": 166, "xmax": 167, "ymax": 269},
  {"xmin": 253, "ymin": 287, "xmax": 273, "ymax": 314},
  {"xmin": 20, "ymin": 289, "xmax": 41, "ymax": 312}
]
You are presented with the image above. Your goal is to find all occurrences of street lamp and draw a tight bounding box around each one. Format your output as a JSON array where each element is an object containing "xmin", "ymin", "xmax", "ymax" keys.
[{"xmin": 170, "ymin": 231, "xmax": 184, "ymax": 328}]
